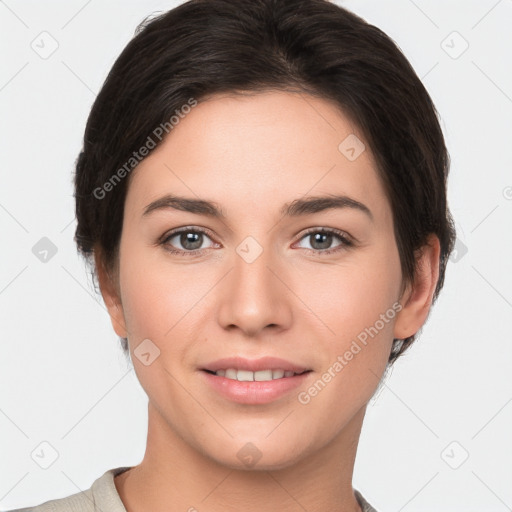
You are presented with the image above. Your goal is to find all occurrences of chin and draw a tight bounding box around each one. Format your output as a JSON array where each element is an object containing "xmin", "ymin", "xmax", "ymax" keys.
[{"xmin": 202, "ymin": 435, "xmax": 312, "ymax": 472}]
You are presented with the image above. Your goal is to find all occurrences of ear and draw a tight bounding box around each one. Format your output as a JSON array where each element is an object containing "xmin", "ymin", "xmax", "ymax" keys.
[
  {"xmin": 93, "ymin": 247, "xmax": 128, "ymax": 339},
  {"xmin": 393, "ymin": 234, "xmax": 441, "ymax": 340}
]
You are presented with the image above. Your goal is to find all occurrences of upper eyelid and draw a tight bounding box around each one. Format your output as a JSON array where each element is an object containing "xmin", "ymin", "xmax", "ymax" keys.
[{"xmin": 161, "ymin": 225, "xmax": 215, "ymax": 240}]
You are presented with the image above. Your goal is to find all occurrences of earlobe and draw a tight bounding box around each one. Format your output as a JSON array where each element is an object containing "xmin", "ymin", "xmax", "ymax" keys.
[
  {"xmin": 393, "ymin": 234, "xmax": 441, "ymax": 340},
  {"xmin": 93, "ymin": 248, "xmax": 128, "ymax": 339}
]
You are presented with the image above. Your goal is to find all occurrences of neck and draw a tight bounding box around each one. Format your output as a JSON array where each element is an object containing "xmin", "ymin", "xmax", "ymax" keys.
[{"xmin": 115, "ymin": 403, "xmax": 366, "ymax": 512}]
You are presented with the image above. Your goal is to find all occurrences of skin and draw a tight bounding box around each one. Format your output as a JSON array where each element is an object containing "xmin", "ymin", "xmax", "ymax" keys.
[{"xmin": 95, "ymin": 91, "xmax": 440, "ymax": 512}]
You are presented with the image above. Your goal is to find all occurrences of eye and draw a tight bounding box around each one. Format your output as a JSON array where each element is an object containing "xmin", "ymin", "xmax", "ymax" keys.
[
  {"xmin": 160, "ymin": 227, "xmax": 218, "ymax": 256},
  {"xmin": 295, "ymin": 228, "xmax": 353, "ymax": 255},
  {"xmin": 160, "ymin": 226, "xmax": 354, "ymax": 257}
]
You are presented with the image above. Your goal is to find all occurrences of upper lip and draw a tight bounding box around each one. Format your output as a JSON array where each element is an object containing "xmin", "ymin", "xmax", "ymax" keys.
[{"xmin": 202, "ymin": 356, "xmax": 310, "ymax": 373}]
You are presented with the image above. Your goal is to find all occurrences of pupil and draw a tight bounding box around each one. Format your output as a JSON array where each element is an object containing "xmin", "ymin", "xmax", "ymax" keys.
[
  {"xmin": 312, "ymin": 233, "xmax": 331, "ymax": 250},
  {"xmin": 182, "ymin": 232, "xmax": 202, "ymax": 250}
]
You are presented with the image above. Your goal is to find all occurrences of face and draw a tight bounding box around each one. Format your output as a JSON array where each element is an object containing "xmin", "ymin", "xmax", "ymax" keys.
[{"xmin": 104, "ymin": 91, "xmax": 414, "ymax": 470}]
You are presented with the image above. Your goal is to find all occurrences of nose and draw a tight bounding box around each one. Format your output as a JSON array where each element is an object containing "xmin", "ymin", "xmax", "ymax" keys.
[{"xmin": 216, "ymin": 244, "xmax": 293, "ymax": 337}]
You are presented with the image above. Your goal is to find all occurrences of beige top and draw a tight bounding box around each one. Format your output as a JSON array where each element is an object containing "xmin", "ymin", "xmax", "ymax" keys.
[{"xmin": 8, "ymin": 467, "xmax": 378, "ymax": 512}]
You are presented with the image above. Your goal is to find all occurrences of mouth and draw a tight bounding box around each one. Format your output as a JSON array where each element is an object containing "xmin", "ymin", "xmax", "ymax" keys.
[
  {"xmin": 202, "ymin": 368, "xmax": 312, "ymax": 381},
  {"xmin": 200, "ymin": 356, "xmax": 313, "ymax": 404}
]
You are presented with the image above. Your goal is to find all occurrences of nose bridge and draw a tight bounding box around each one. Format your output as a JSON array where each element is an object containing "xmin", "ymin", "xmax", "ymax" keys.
[
  {"xmin": 216, "ymin": 236, "xmax": 292, "ymax": 335},
  {"xmin": 232, "ymin": 237, "xmax": 279, "ymax": 309},
  {"xmin": 235, "ymin": 240, "xmax": 275, "ymax": 297}
]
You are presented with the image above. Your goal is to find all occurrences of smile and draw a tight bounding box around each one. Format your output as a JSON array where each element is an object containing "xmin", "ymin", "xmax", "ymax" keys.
[{"xmin": 205, "ymin": 368, "xmax": 310, "ymax": 381}]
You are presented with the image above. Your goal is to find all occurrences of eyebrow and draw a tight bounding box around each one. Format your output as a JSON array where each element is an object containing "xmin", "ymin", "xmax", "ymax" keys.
[{"xmin": 142, "ymin": 193, "xmax": 373, "ymax": 221}]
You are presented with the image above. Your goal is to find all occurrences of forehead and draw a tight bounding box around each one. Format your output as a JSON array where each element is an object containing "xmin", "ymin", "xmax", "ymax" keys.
[{"xmin": 126, "ymin": 91, "xmax": 389, "ymax": 223}]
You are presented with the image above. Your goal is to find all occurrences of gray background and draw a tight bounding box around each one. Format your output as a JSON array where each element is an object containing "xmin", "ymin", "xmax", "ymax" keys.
[{"xmin": 1, "ymin": 0, "xmax": 511, "ymax": 510}]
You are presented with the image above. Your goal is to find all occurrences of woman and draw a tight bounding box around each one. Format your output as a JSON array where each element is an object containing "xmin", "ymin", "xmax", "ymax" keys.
[{"xmin": 11, "ymin": 0, "xmax": 455, "ymax": 510}]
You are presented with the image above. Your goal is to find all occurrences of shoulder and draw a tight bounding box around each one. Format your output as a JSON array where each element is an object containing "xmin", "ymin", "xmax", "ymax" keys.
[
  {"xmin": 7, "ymin": 487, "xmax": 95, "ymax": 512},
  {"xmin": 6, "ymin": 467, "xmax": 132, "ymax": 512}
]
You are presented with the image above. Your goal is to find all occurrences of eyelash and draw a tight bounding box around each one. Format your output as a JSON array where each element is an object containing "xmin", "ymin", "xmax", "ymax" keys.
[{"xmin": 160, "ymin": 226, "xmax": 354, "ymax": 257}]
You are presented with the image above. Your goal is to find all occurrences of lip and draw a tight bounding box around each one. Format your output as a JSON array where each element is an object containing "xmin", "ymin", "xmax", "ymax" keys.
[
  {"xmin": 200, "ymin": 357, "xmax": 312, "ymax": 405},
  {"xmin": 201, "ymin": 356, "xmax": 310, "ymax": 373},
  {"xmin": 201, "ymin": 370, "xmax": 312, "ymax": 404}
]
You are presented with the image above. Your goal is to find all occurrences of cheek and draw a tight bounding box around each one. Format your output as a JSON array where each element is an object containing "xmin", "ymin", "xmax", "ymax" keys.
[
  {"xmin": 298, "ymin": 249, "xmax": 401, "ymax": 342},
  {"xmin": 118, "ymin": 231, "xmax": 206, "ymax": 341},
  {"xmin": 117, "ymin": 246, "xmax": 203, "ymax": 398},
  {"xmin": 293, "ymin": 262, "xmax": 400, "ymax": 420},
  {"xmin": 293, "ymin": 245, "xmax": 402, "ymax": 408}
]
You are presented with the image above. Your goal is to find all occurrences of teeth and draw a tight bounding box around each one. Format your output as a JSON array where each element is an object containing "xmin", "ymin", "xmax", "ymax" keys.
[
  {"xmin": 272, "ymin": 369, "xmax": 285, "ymax": 379},
  {"xmin": 213, "ymin": 368, "xmax": 304, "ymax": 382},
  {"xmin": 225, "ymin": 369, "xmax": 237, "ymax": 379},
  {"xmin": 255, "ymin": 370, "xmax": 273, "ymax": 381},
  {"xmin": 237, "ymin": 370, "xmax": 254, "ymax": 381}
]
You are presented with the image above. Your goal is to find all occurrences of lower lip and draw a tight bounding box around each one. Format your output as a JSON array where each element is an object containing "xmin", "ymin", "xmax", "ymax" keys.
[{"xmin": 201, "ymin": 370, "xmax": 311, "ymax": 405}]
